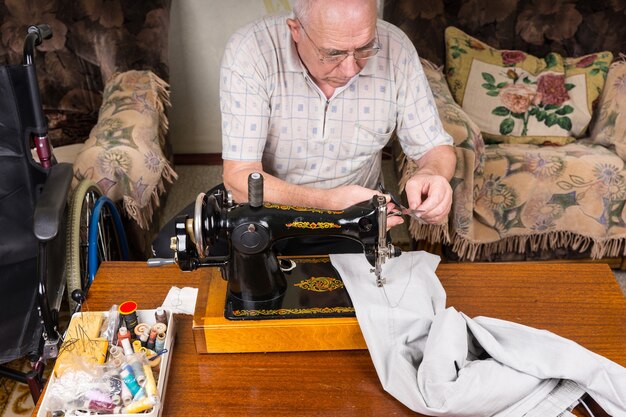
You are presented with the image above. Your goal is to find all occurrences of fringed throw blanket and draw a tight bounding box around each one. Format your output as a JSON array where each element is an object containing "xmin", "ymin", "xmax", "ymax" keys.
[
  {"xmin": 398, "ymin": 59, "xmax": 626, "ymax": 261},
  {"xmin": 73, "ymin": 70, "xmax": 177, "ymax": 229}
]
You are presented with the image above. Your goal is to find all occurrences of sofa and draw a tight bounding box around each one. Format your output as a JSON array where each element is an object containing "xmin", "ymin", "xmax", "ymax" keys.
[
  {"xmin": 0, "ymin": 0, "xmax": 175, "ymax": 258},
  {"xmin": 384, "ymin": 0, "xmax": 626, "ymax": 265}
]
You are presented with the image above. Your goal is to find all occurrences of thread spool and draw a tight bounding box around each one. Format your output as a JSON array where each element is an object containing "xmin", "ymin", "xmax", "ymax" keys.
[
  {"xmin": 117, "ymin": 326, "xmax": 131, "ymax": 347},
  {"xmin": 82, "ymin": 400, "xmax": 120, "ymax": 414},
  {"xmin": 109, "ymin": 345, "xmax": 124, "ymax": 360},
  {"xmin": 152, "ymin": 322, "xmax": 167, "ymax": 334},
  {"xmin": 155, "ymin": 332, "xmax": 166, "ymax": 353},
  {"xmin": 120, "ymin": 381, "xmax": 133, "ymax": 405},
  {"xmin": 121, "ymin": 338, "xmax": 134, "ymax": 356},
  {"xmin": 85, "ymin": 389, "xmax": 111, "ymax": 403},
  {"xmin": 107, "ymin": 372, "xmax": 122, "ymax": 405},
  {"xmin": 120, "ymin": 369, "xmax": 141, "ymax": 397},
  {"xmin": 127, "ymin": 356, "xmax": 146, "ymax": 385},
  {"xmin": 121, "ymin": 396, "xmax": 157, "ymax": 414},
  {"xmin": 146, "ymin": 329, "xmax": 157, "ymax": 351},
  {"xmin": 248, "ymin": 172, "xmax": 263, "ymax": 208},
  {"xmin": 134, "ymin": 323, "xmax": 150, "ymax": 338},
  {"xmin": 155, "ymin": 307, "xmax": 168, "ymax": 325},
  {"xmin": 132, "ymin": 340, "xmax": 143, "ymax": 353},
  {"xmin": 118, "ymin": 301, "xmax": 139, "ymax": 334},
  {"xmin": 143, "ymin": 364, "xmax": 158, "ymax": 397}
]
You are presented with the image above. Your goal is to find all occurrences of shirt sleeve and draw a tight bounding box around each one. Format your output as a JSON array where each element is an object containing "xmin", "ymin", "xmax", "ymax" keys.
[
  {"xmin": 393, "ymin": 31, "xmax": 452, "ymax": 161},
  {"xmin": 220, "ymin": 24, "xmax": 270, "ymax": 162}
]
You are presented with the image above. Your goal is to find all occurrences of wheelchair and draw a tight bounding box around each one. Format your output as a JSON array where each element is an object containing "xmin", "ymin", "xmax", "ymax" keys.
[{"xmin": 0, "ymin": 24, "xmax": 129, "ymax": 403}]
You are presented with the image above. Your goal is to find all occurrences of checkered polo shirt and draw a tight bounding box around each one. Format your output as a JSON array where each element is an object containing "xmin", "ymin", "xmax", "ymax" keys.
[{"xmin": 220, "ymin": 13, "xmax": 451, "ymax": 189}]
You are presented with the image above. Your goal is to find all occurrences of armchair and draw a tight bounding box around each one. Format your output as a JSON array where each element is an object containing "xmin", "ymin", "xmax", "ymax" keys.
[{"xmin": 0, "ymin": 0, "xmax": 175, "ymax": 258}]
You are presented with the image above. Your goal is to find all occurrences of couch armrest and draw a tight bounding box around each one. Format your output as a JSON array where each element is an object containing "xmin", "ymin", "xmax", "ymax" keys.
[
  {"xmin": 72, "ymin": 70, "xmax": 177, "ymax": 230},
  {"xmin": 396, "ymin": 59, "xmax": 486, "ymax": 245}
]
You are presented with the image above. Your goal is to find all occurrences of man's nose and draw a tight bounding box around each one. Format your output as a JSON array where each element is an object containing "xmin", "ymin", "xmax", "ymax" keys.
[{"xmin": 339, "ymin": 54, "xmax": 362, "ymax": 78}]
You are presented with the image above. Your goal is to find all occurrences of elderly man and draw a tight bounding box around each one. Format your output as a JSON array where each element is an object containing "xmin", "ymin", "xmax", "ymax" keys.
[
  {"xmin": 221, "ymin": 0, "xmax": 455, "ymax": 225},
  {"xmin": 152, "ymin": 0, "xmax": 454, "ymax": 257}
]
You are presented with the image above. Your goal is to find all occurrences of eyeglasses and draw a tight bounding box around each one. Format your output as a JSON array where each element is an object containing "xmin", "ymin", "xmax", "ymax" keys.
[{"xmin": 296, "ymin": 18, "xmax": 381, "ymax": 65}]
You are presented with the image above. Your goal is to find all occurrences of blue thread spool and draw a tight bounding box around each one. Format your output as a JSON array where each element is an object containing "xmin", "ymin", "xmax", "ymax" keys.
[
  {"xmin": 120, "ymin": 369, "xmax": 140, "ymax": 397},
  {"xmin": 128, "ymin": 356, "xmax": 146, "ymax": 385},
  {"xmin": 155, "ymin": 332, "xmax": 166, "ymax": 353}
]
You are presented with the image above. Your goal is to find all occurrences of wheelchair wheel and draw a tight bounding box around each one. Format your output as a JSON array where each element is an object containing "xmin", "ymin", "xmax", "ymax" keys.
[{"xmin": 65, "ymin": 180, "xmax": 128, "ymax": 311}]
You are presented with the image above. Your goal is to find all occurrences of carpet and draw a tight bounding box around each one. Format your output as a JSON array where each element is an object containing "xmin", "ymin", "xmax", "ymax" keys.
[{"xmin": 0, "ymin": 360, "xmax": 37, "ymax": 417}]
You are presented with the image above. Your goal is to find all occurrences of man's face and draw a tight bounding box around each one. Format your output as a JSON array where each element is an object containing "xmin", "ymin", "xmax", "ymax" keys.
[{"xmin": 288, "ymin": 1, "xmax": 378, "ymax": 92}]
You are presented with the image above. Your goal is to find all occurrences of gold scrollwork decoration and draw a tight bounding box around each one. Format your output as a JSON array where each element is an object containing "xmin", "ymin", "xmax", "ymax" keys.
[
  {"xmin": 232, "ymin": 306, "xmax": 355, "ymax": 317},
  {"xmin": 294, "ymin": 277, "xmax": 344, "ymax": 292},
  {"xmin": 285, "ymin": 221, "xmax": 341, "ymax": 229},
  {"xmin": 293, "ymin": 257, "xmax": 330, "ymax": 264},
  {"xmin": 264, "ymin": 202, "xmax": 344, "ymax": 215}
]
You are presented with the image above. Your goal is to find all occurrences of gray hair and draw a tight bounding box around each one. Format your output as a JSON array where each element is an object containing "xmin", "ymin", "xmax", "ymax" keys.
[
  {"xmin": 292, "ymin": 0, "xmax": 314, "ymax": 25},
  {"xmin": 292, "ymin": 0, "xmax": 377, "ymax": 26}
]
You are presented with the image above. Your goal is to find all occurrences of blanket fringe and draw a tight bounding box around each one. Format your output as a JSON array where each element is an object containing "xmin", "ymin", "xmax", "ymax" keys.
[
  {"xmin": 123, "ymin": 71, "xmax": 177, "ymax": 229},
  {"xmin": 408, "ymin": 222, "xmax": 626, "ymax": 261}
]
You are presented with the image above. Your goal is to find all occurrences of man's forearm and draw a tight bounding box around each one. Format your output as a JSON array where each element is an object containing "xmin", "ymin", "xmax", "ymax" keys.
[
  {"xmin": 413, "ymin": 145, "xmax": 456, "ymax": 180},
  {"xmin": 224, "ymin": 160, "xmax": 337, "ymax": 209}
]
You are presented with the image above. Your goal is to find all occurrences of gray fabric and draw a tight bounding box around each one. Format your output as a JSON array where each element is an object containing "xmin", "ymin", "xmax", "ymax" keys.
[{"xmin": 330, "ymin": 252, "xmax": 626, "ymax": 416}]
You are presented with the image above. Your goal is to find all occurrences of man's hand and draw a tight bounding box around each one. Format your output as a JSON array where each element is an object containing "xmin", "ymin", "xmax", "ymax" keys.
[
  {"xmin": 402, "ymin": 145, "xmax": 456, "ymax": 224},
  {"xmin": 404, "ymin": 173, "xmax": 452, "ymax": 224}
]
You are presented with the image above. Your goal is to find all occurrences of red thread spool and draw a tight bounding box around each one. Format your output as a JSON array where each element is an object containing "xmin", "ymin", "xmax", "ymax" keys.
[
  {"xmin": 118, "ymin": 301, "xmax": 139, "ymax": 334},
  {"xmin": 117, "ymin": 326, "xmax": 131, "ymax": 347}
]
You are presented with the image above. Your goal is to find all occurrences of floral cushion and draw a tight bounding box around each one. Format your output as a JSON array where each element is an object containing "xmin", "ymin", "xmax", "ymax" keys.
[
  {"xmin": 73, "ymin": 70, "xmax": 177, "ymax": 229},
  {"xmin": 591, "ymin": 58, "xmax": 626, "ymax": 160},
  {"xmin": 444, "ymin": 27, "xmax": 613, "ymax": 145}
]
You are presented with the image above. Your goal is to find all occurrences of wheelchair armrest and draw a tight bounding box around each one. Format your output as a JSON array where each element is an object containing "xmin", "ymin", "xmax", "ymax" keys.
[{"xmin": 34, "ymin": 163, "xmax": 73, "ymax": 242}]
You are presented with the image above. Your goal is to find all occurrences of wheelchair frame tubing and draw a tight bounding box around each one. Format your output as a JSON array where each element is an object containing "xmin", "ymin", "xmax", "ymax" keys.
[
  {"xmin": 37, "ymin": 242, "xmax": 58, "ymax": 341},
  {"xmin": 87, "ymin": 196, "xmax": 129, "ymax": 286}
]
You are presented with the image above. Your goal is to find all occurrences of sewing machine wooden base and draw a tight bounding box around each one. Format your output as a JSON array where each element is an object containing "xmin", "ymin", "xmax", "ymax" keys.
[{"xmin": 192, "ymin": 256, "xmax": 367, "ymax": 353}]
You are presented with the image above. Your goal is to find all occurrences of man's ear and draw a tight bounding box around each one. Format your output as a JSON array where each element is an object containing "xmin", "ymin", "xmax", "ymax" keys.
[{"xmin": 286, "ymin": 18, "xmax": 301, "ymax": 42}]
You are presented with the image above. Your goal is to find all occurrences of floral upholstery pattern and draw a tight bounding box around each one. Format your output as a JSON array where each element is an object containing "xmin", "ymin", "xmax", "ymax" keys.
[
  {"xmin": 455, "ymin": 141, "xmax": 626, "ymax": 259},
  {"xmin": 395, "ymin": 48, "xmax": 626, "ymax": 262},
  {"xmin": 445, "ymin": 27, "xmax": 612, "ymax": 145},
  {"xmin": 592, "ymin": 57, "xmax": 626, "ymax": 160},
  {"xmin": 73, "ymin": 70, "xmax": 176, "ymax": 229},
  {"xmin": 388, "ymin": 0, "xmax": 626, "ymax": 262},
  {"xmin": 0, "ymin": 0, "xmax": 173, "ymax": 258}
]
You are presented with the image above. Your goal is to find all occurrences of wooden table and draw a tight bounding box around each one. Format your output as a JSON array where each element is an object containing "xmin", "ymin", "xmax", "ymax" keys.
[{"xmin": 34, "ymin": 261, "xmax": 626, "ymax": 416}]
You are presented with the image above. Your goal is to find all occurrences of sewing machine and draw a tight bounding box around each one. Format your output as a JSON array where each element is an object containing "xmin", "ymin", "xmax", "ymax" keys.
[{"xmin": 150, "ymin": 173, "xmax": 401, "ymax": 352}]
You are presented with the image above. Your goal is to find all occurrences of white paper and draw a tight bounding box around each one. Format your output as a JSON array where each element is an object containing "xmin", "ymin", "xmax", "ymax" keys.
[{"xmin": 161, "ymin": 286, "xmax": 198, "ymax": 315}]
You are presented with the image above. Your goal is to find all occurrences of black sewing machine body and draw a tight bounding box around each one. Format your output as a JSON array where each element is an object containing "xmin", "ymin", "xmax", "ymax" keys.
[{"xmin": 161, "ymin": 173, "xmax": 399, "ymax": 321}]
